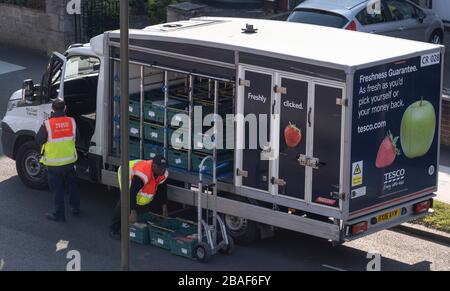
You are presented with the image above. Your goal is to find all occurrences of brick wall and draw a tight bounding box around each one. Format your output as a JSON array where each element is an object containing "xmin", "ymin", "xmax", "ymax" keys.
[
  {"xmin": 0, "ymin": 0, "xmax": 75, "ymax": 53},
  {"xmin": 442, "ymin": 99, "xmax": 450, "ymax": 146}
]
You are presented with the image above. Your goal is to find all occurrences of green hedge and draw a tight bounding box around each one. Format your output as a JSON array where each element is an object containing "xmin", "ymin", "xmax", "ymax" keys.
[{"xmin": 0, "ymin": 0, "xmax": 45, "ymax": 11}]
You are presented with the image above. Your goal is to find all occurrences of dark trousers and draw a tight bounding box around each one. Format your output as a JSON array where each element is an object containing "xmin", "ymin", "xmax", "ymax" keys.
[
  {"xmin": 47, "ymin": 164, "xmax": 79, "ymax": 218},
  {"xmin": 110, "ymin": 183, "xmax": 167, "ymax": 233}
]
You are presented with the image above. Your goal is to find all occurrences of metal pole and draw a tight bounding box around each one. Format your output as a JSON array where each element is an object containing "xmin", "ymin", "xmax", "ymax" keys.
[{"xmin": 120, "ymin": 0, "xmax": 130, "ymax": 272}]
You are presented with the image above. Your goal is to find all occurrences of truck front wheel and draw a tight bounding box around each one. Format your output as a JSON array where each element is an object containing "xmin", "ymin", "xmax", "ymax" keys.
[{"xmin": 16, "ymin": 141, "xmax": 47, "ymax": 190}]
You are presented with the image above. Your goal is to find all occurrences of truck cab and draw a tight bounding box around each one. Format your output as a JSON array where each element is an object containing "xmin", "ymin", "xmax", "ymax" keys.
[{"xmin": 1, "ymin": 35, "xmax": 105, "ymax": 189}]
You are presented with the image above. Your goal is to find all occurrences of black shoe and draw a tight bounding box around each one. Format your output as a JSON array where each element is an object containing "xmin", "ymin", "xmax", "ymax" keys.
[
  {"xmin": 109, "ymin": 231, "xmax": 121, "ymax": 241},
  {"xmin": 46, "ymin": 213, "xmax": 66, "ymax": 222},
  {"xmin": 71, "ymin": 208, "xmax": 81, "ymax": 216}
]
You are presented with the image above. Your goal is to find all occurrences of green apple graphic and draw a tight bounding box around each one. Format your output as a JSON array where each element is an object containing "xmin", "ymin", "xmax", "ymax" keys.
[{"xmin": 400, "ymin": 99, "xmax": 436, "ymax": 159}]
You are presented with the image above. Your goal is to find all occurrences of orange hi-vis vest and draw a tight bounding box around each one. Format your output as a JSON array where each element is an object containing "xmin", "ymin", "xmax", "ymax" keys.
[
  {"xmin": 118, "ymin": 160, "xmax": 168, "ymax": 206},
  {"xmin": 40, "ymin": 116, "xmax": 77, "ymax": 166}
]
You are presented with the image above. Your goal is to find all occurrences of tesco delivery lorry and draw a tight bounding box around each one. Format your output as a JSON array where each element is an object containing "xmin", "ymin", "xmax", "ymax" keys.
[{"xmin": 1, "ymin": 18, "xmax": 444, "ymax": 244}]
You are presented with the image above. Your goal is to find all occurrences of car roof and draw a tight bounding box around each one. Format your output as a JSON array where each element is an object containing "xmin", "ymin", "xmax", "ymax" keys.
[{"xmin": 295, "ymin": 0, "xmax": 368, "ymax": 11}]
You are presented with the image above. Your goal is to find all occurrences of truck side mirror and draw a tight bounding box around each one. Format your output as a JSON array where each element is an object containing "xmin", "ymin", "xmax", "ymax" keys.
[{"xmin": 22, "ymin": 79, "xmax": 35, "ymax": 102}]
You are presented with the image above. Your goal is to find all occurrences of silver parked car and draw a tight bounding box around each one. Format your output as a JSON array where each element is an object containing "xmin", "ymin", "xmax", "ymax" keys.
[{"xmin": 287, "ymin": 0, "xmax": 444, "ymax": 44}]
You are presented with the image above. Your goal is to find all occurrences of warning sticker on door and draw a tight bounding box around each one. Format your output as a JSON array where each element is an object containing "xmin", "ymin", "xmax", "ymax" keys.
[{"xmin": 352, "ymin": 161, "xmax": 363, "ymax": 187}]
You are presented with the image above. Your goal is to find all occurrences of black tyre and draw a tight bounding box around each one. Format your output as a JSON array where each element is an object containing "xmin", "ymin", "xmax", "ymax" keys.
[
  {"xmin": 223, "ymin": 213, "xmax": 260, "ymax": 245},
  {"xmin": 429, "ymin": 30, "xmax": 443, "ymax": 44},
  {"xmin": 15, "ymin": 141, "xmax": 47, "ymax": 190},
  {"xmin": 219, "ymin": 235, "xmax": 235, "ymax": 255},
  {"xmin": 194, "ymin": 242, "xmax": 212, "ymax": 263}
]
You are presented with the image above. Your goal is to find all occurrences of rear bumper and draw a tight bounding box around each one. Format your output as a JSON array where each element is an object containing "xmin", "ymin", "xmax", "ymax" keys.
[
  {"xmin": 1, "ymin": 121, "xmax": 16, "ymax": 159},
  {"xmin": 343, "ymin": 193, "xmax": 435, "ymax": 241}
]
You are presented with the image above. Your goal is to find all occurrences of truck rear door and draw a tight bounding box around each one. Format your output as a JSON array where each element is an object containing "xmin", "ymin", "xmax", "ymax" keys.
[{"xmin": 348, "ymin": 51, "xmax": 442, "ymax": 223}]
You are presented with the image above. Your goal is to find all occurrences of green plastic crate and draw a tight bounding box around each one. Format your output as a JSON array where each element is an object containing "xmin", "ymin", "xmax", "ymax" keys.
[
  {"xmin": 143, "ymin": 143, "xmax": 164, "ymax": 160},
  {"xmin": 143, "ymin": 101, "xmax": 165, "ymax": 124},
  {"xmin": 129, "ymin": 119, "xmax": 141, "ymax": 138},
  {"xmin": 167, "ymin": 149, "xmax": 189, "ymax": 170},
  {"xmin": 144, "ymin": 98, "xmax": 185, "ymax": 124},
  {"xmin": 137, "ymin": 212, "xmax": 164, "ymax": 224},
  {"xmin": 170, "ymin": 233, "xmax": 198, "ymax": 258},
  {"xmin": 148, "ymin": 219, "xmax": 179, "ymax": 250},
  {"xmin": 168, "ymin": 127, "xmax": 190, "ymax": 149},
  {"xmin": 129, "ymin": 100, "xmax": 140, "ymax": 118},
  {"xmin": 129, "ymin": 138, "xmax": 141, "ymax": 159},
  {"xmin": 144, "ymin": 123, "xmax": 165, "ymax": 144},
  {"xmin": 129, "ymin": 223, "xmax": 150, "ymax": 245},
  {"xmin": 191, "ymin": 151, "xmax": 233, "ymax": 176}
]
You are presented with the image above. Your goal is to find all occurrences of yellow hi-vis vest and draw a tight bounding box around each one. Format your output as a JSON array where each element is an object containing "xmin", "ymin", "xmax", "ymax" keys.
[
  {"xmin": 118, "ymin": 160, "xmax": 168, "ymax": 206},
  {"xmin": 40, "ymin": 117, "xmax": 78, "ymax": 167}
]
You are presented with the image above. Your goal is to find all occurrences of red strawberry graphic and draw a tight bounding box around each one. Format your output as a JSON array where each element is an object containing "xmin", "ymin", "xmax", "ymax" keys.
[
  {"xmin": 284, "ymin": 122, "xmax": 302, "ymax": 148},
  {"xmin": 376, "ymin": 131, "xmax": 400, "ymax": 168}
]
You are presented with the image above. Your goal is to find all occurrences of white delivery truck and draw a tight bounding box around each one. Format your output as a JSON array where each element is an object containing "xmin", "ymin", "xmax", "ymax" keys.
[{"xmin": 1, "ymin": 18, "xmax": 445, "ymax": 244}]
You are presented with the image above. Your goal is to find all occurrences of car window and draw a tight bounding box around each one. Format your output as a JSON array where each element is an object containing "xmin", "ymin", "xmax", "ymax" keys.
[
  {"xmin": 64, "ymin": 56, "xmax": 100, "ymax": 80},
  {"xmin": 287, "ymin": 9, "xmax": 349, "ymax": 28},
  {"xmin": 385, "ymin": 0, "xmax": 417, "ymax": 21},
  {"xmin": 356, "ymin": 4, "xmax": 388, "ymax": 25}
]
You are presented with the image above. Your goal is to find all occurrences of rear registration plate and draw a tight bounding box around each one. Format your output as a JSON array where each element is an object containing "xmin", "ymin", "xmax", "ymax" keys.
[{"xmin": 377, "ymin": 208, "xmax": 401, "ymax": 223}]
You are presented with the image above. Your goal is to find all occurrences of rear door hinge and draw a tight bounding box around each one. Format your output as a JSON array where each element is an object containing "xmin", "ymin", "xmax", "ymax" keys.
[
  {"xmin": 336, "ymin": 98, "xmax": 348, "ymax": 106},
  {"xmin": 273, "ymin": 85, "xmax": 287, "ymax": 94},
  {"xmin": 330, "ymin": 191, "xmax": 346, "ymax": 200}
]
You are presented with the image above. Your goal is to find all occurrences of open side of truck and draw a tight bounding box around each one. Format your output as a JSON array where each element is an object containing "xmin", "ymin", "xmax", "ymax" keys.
[{"xmin": 1, "ymin": 18, "xmax": 444, "ymax": 244}]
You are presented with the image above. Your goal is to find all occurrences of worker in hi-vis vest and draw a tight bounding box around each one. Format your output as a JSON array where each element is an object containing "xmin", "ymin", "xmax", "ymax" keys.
[
  {"xmin": 37, "ymin": 98, "xmax": 80, "ymax": 222},
  {"xmin": 109, "ymin": 155, "xmax": 169, "ymax": 240}
]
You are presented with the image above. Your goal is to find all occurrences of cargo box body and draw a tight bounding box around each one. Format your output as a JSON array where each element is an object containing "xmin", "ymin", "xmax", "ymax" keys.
[{"xmin": 96, "ymin": 18, "xmax": 444, "ymax": 243}]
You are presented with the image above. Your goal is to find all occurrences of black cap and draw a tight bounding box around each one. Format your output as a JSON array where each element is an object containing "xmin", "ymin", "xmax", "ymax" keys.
[
  {"xmin": 52, "ymin": 98, "xmax": 65, "ymax": 112},
  {"xmin": 153, "ymin": 154, "xmax": 167, "ymax": 169}
]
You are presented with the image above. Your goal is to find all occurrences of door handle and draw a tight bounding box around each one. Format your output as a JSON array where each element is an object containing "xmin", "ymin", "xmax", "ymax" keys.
[{"xmin": 308, "ymin": 107, "xmax": 312, "ymax": 127}]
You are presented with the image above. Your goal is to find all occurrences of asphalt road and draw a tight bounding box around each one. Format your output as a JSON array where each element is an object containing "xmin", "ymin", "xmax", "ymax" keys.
[{"xmin": 0, "ymin": 44, "xmax": 449, "ymax": 271}]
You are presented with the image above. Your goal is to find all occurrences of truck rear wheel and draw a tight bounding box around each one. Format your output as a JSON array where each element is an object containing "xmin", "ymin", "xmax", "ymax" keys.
[
  {"xmin": 16, "ymin": 141, "xmax": 47, "ymax": 190},
  {"xmin": 223, "ymin": 214, "xmax": 260, "ymax": 245}
]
